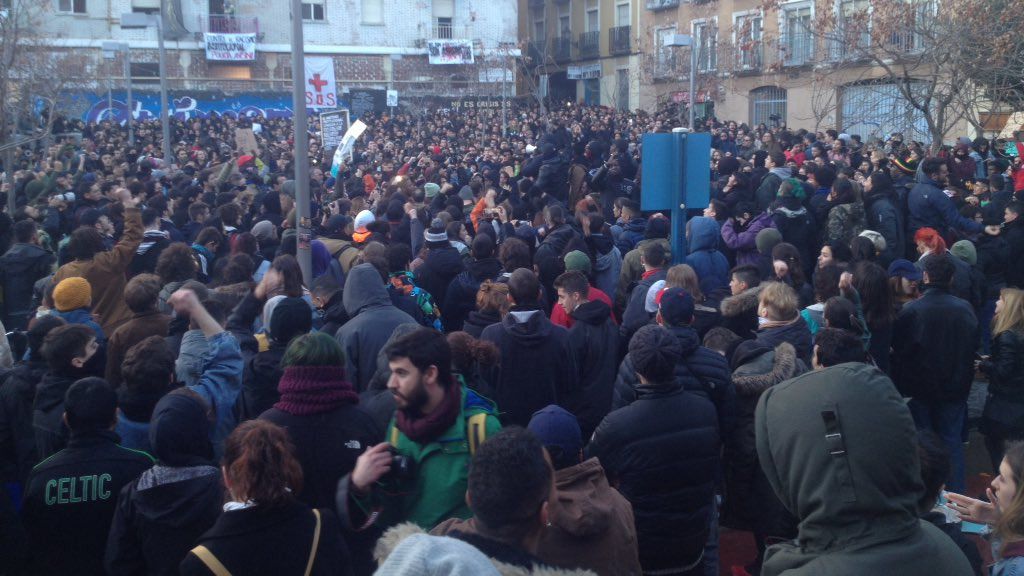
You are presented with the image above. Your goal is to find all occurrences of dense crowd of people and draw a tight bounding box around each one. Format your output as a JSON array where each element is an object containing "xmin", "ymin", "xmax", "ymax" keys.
[{"xmin": 0, "ymin": 100, "xmax": 1023, "ymax": 576}]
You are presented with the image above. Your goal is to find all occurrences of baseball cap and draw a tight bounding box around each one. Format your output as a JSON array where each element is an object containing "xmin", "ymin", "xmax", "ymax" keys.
[
  {"xmin": 887, "ymin": 259, "xmax": 923, "ymax": 282},
  {"xmin": 656, "ymin": 287, "xmax": 696, "ymax": 326},
  {"xmin": 527, "ymin": 405, "xmax": 582, "ymax": 463}
]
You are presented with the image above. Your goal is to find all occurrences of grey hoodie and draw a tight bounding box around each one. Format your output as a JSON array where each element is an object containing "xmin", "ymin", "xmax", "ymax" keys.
[
  {"xmin": 755, "ymin": 363, "xmax": 974, "ymax": 576},
  {"xmin": 335, "ymin": 263, "xmax": 417, "ymax": 392}
]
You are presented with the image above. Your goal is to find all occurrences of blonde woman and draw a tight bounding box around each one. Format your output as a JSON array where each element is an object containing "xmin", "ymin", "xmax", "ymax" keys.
[
  {"xmin": 947, "ymin": 441, "xmax": 1024, "ymax": 576},
  {"xmin": 981, "ymin": 288, "xmax": 1024, "ymax": 470}
]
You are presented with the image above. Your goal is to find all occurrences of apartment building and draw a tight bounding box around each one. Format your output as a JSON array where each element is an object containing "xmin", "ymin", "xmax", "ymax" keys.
[
  {"xmin": 518, "ymin": 0, "xmax": 642, "ymax": 111},
  {"xmin": 22, "ymin": 0, "xmax": 518, "ymax": 118},
  {"xmin": 639, "ymin": 0, "xmax": 973, "ymax": 141}
]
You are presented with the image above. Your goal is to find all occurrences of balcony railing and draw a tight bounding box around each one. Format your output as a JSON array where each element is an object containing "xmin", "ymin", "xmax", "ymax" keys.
[
  {"xmin": 432, "ymin": 23, "xmax": 474, "ymax": 40},
  {"xmin": 579, "ymin": 30, "xmax": 600, "ymax": 59},
  {"xmin": 553, "ymin": 36, "xmax": 572, "ymax": 61},
  {"xmin": 737, "ymin": 43, "xmax": 763, "ymax": 71},
  {"xmin": 782, "ymin": 32, "xmax": 813, "ymax": 66},
  {"xmin": 609, "ymin": 25, "xmax": 631, "ymax": 54},
  {"xmin": 199, "ymin": 14, "xmax": 259, "ymax": 34}
]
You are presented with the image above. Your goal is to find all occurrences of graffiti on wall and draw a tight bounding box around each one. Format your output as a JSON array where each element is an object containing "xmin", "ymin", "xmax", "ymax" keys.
[{"xmin": 73, "ymin": 91, "xmax": 297, "ymax": 123}]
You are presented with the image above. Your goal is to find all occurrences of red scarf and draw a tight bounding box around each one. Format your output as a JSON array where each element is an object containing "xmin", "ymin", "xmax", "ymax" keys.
[
  {"xmin": 642, "ymin": 268, "xmax": 662, "ymax": 280},
  {"xmin": 394, "ymin": 383, "xmax": 461, "ymax": 444}
]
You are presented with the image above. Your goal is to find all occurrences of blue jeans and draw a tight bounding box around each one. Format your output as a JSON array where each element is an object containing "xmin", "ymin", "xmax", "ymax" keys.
[{"xmin": 909, "ymin": 399, "xmax": 966, "ymax": 493}]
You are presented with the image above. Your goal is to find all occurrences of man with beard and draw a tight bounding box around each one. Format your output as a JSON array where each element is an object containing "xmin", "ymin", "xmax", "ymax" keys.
[{"xmin": 336, "ymin": 327, "xmax": 501, "ymax": 533}]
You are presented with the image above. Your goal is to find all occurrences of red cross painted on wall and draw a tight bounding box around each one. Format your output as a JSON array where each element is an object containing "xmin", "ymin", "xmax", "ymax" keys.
[{"xmin": 309, "ymin": 73, "xmax": 328, "ymax": 92}]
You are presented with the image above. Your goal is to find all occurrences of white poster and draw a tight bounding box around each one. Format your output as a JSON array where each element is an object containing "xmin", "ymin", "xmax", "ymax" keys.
[
  {"xmin": 304, "ymin": 56, "xmax": 338, "ymax": 109},
  {"xmin": 386, "ymin": 90, "xmax": 398, "ymax": 107},
  {"xmin": 427, "ymin": 40, "xmax": 475, "ymax": 65},
  {"xmin": 331, "ymin": 120, "xmax": 368, "ymax": 178},
  {"xmin": 204, "ymin": 33, "xmax": 257, "ymax": 61}
]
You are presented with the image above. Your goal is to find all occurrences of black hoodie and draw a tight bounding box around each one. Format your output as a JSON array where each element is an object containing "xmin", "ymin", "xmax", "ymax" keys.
[
  {"xmin": 32, "ymin": 370, "xmax": 81, "ymax": 461},
  {"xmin": 106, "ymin": 393, "xmax": 223, "ymax": 576},
  {"xmin": 480, "ymin": 308, "xmax": 578, "ymax": 427},
  {"xmin": 566, "ymin": 300, "xmax": 620, "ymax": 440}
]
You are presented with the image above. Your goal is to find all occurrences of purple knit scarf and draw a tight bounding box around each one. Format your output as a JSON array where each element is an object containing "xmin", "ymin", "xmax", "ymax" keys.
[{"xmin": 274, "ymin": 365, "xmax": 359, "ymax": 416}]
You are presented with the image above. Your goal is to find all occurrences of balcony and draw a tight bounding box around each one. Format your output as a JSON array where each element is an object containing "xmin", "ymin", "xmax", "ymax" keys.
[
  {"xmin": 432, "ymin": 23, "xmax": 474, "ymax": 40},
  {"xmin": 782, "ymin": 32, "xmax": 813, "ymax": 66},
  {"xmin": 579, "ymin": 30, "xmax": 600, "ymax": 59},
  {"xmin": 553, "ymin": 36, "xmax": 572, "ymax": 61},
  {"xmin": 198, "ymin": 14, "xmax": 259, "ymax": 34},
  {"xmin": 609, "ymin": 25, "xmax": 631, "ymax": 55}
]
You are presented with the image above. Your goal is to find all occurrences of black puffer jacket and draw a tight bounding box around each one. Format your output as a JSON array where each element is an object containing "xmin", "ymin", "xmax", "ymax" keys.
[
  {"xmin": 587, "ymin": 381, "xmax": 720, "ymax": 573},
  {"xmin": 754, "ymin": 315, "xmax": 814, "ymax": 366},
  {"xmin": 235, "ymin": 344, "xmax": 287, "ymax": 422},
  {"xmin": 415, "ymin": 245, "xmax": 465, "ymax": 307},
  {"xmin": 613, "ymin": 324, "xmax": 735, "ymax": 437},
  {"xmin": 0, "ymin": 243, "xmax": 55, "ymax": 330},
  {"xmin": 0, "ymin": 359, "xmax": 47, "ymax": 485},
  {"xmin": 721, "ymin": 342, "xmax": 806, "ymax": 536},
  {"xmin": 892, "ymin": 286, "xmax": 978, "ymax": 403},
  {"xmin": 442, "ymin": 257, "xmax": 502, "ymax": 333},
  {"xmin": 565, "ymin": 300, "xmax": 620, "ymax": 440}
]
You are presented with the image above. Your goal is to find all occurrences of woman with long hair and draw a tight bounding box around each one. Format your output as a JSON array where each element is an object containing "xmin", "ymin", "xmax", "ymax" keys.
[
  {"xmin": 771, "ymin": 242, "xmax": 813, "ymax": 308},
  {"xmin": 853, "ymin": 261, "xmax": 895, "ymax": 373},
  {"xmin": 665, "ymin": 263, "xmax": 722, "ymax": 338},
  {"xmin": 980, "ymin": 288, "xmax": 1024, "ymax": 470},
  {"xmin": 180, "ymin": 420, "xmax": 352, "ymax": 575},
  {"xmin": 948, "ymin": 441, "xmax": 1024, "ymax": 575}
]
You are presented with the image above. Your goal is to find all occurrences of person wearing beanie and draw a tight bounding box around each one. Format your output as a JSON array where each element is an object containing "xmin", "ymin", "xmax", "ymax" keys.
[
  {"xmin": 259, "ymin": 332, "xmax": 380, "ymax": 573},
  {"xmin": 754, "ymin": 363, "xmax": 973, "ymax": 576},
  {"xmin": 53, "ymin": 188, "xmax": 144, "ymax": 335},
  {"xmin": 588, "ymin": 324, "xmax": 720, "ymax": 576},
  {"xmin": 423, "ymin": 182, "xmax": 441, "ymax": 200},
  {"xmin": 52, "ymin": 276, "xmax": 106, "ymax": 345},
  {"xmin": 236, "ymin": 296, "xmax": 313, "ymax": 421},
  {"xmin": 416, "ymin": 218, "xmax": 465, "ymax": 309},
  {"xmin": 23, "ymin": 377, "xmax": 155, "ymax": 576},
  {"xmin": 549, "ymin": 250, "xmax": 615, "ymax": 329},
  {"xmin": 352, "ymin": 209, "xmax": 376, "ymax": 245},
  {"xmin": 105, "ymin": 389, "xmax": 224, "ymax": 576},
  {"xmin": 616, "ymin": 285, "xmax": 734, "ymax": 436}
]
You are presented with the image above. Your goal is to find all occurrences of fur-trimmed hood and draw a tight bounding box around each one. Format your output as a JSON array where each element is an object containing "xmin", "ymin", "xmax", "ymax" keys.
[
  {"xmin": 376, "ymin": 523, "xmax": 596, "ymax": 576},
  {"xmin": 720, "ymin": 285, "xmax": 764, "ymax": 318},
  {"xmin": 731, "ymin": 342, "xmax": 805, "ymax": 397}
]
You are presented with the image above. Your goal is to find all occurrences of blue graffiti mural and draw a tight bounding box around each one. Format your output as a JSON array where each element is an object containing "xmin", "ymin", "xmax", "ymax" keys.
[{"xmin": 75, "ymin": 91, "xmax": 298, "ymax": 123}]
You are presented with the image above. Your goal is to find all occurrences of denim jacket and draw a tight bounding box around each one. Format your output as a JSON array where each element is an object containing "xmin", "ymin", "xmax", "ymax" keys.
[{"xmin": 186, "ymin": 331, "xmax": 243, "ymax": 457}]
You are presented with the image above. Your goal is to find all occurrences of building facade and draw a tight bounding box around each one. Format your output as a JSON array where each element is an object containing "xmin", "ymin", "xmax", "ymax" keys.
[
  {"xmin": 517, "ymin": 0, "xmax": 642, "ymax": 111},
  {"xmin": 638, "ymin": 0, "xmax": 975, "ymax": 141},
  {"xmin": 26, "ymin": 0, "xmax": 518, "ymax": 119}
]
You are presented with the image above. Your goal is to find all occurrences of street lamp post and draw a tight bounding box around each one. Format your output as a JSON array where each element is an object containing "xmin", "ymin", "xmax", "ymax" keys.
[
  {"xmin": 664, "ymin": 34, "xmax": 697, "ymax": 129},
  {"xmin": 102, "ymin": 41, "xmax": 134, "ymax": 146},
  {"xmin": 120, "ymin": 8, "xmax": 172, "ymax": 167},
  {"xmin": 290, "ymin": 0, "xmax": 312, "ymax": 285}
]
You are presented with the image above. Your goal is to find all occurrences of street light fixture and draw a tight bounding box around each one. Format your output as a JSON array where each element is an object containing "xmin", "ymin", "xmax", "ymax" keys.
[
  {"xmin": 120, "ymin": 10, "xmax": 172, "ymax": 167},
  {"xmin": 102, "ymin": 41, "xmax": 134, "ymax": 146},
  {"xmin": 664, "ymin": 34, "xmax": 697, "ymax": 129}
]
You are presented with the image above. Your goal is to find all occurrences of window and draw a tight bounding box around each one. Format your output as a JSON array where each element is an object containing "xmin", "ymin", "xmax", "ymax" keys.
[
  {"xmin": 655, "ymin": 27, "xmax": 676, "ymax": 78},
  {"xmin": 750, "ymin": 86, "xmax": 787, "ymax": 126},
  {"xmin": 585, "ymin": 0, "xmax": 599, "ymax": 33},
  {"xmin": 841, "ymin": 81, "xmax": 929, "ymax": 142},
  {"xmin": 302, "ymin": 1, "xmax": 325, "ymax": 21},
  {"xmin": 57, "ymin": 0, "xmax": 87, "ymax": 13},
  {"xmin": 891, "ymin": 0, "xmax": 933, "ymax": 52},
  {"xmin": 558, "ymin": 2, "xmax": 570, "ymax": 37},
  {"xmin": 836, "ymin": 0, "xmax": 870, "ymax": 59},
  {"xmin": 130, "ymin": 62, "xmax": 160, "ymax": 84},
  {"xmin": 361, "ymin": 0, "xmax": 381, "ymax": 24},
  {"xmin": 436, "ymin": 16, "xmax": 453, "ymax": 39},
  {"xmin": 693, "ymin": 19, "xmax": 717, "ymax": 72},
  {"xmin": 584, "ymin": 78, "xmax": 601, "ymax": 106},
  {"xmin": 781, "ymin": 2, "xmax": 813, "ymax": 66},
  {"xmin": 532, "ymin": 9, "xmax": 545, "ymax": 42},
  {"xmin": 734, "ymin": 12, "xmax": 762, "ymax": 69},
  {"xmin": 615, "ymin": 1, "xmax": 629, "ymax": 27}
]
